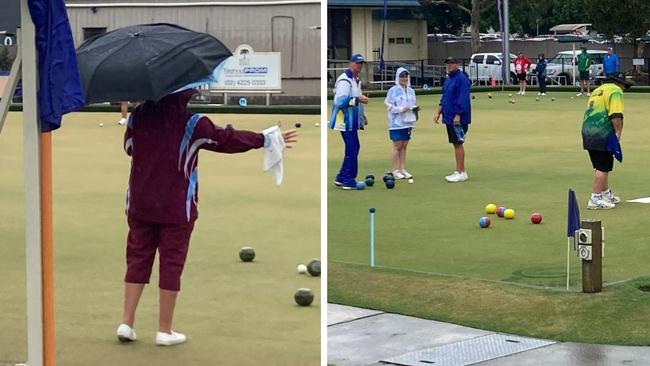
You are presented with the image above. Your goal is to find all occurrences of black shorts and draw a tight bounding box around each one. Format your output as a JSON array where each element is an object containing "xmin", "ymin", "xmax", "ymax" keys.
[
  {"xmin": 446, "ymin": 124, "xmax": 469, "ymax": 144},
  {"xmin": 517, "ymin": 73, "xmax": 527, "ymax": 82},
  {"xmin": 588, "ymin": 149, "xmax": 614, "ymax": 172},
  {"xmin": 580, "ymin": 71, "xmax": 590, "ymax": 81}
]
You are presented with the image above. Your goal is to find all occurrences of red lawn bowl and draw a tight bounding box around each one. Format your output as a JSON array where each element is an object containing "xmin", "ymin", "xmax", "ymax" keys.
[{"xmin": 530, "ymin": 212, "xmax": 543, "ymax": 224}]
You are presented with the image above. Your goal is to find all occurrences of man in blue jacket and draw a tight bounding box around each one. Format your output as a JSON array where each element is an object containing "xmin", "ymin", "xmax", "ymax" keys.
[
  {"xmin": 434, "ymin": 57, "xmax": 471, "ymax": 183},
  {"xmin": 603, "ymin": 47, "xmax": 620, "ymax": 77}
]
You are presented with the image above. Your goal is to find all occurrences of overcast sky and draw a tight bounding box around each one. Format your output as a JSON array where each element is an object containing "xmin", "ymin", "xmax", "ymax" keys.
[{"xmin": 0, "ymin": 0, "xmax": 20, "ymax": 34}]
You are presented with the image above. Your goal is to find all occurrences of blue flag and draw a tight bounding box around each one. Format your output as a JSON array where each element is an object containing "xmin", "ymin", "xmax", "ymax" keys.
[
  {"xmin": 28, "ymin": 0, "xmax": 85, "ymax": 132},
  {"xmin": 567, "ymin": 189, "xmax": 580, "ymax": 237}
]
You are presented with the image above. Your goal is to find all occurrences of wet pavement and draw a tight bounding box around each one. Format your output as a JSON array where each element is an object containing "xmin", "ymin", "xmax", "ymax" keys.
[{"xmin": 328, "ymin": 304, "xmax": 650, "ymax": 366}]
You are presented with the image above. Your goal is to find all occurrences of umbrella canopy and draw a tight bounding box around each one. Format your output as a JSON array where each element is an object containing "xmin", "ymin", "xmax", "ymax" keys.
[{"xmin": 76, "ymin": 23, "xmax": 232, "ymax": 103}]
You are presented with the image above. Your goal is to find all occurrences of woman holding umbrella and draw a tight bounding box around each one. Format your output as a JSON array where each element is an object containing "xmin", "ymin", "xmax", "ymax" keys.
[{"xmin": 76, "ymin": 24, "xmax": 297, "ymax": 346}]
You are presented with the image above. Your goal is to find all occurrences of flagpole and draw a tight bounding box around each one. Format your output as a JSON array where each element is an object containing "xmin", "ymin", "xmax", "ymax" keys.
[
  {"xmin": 21, "ymin": 0, "xmax": 45, "ymax": 365},
  {"xmin": 566, "ymin": 237, "xmax": 571, "ymax": 291}
]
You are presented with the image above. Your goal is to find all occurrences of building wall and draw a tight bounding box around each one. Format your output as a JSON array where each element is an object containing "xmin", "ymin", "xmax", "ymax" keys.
[
  {"xmin": 350, "ymin": 8, "xmax": 374, "ymax": 60},
  {"xmin": 372, "ymin": 19, "xmax": 426, "ymax": 61},
  {"xmin": 348, "ymin": 8, "xmax": 426, "ymax": 62},
  {"xmin": 65, "ymin": 3, "xmax": 320, "ymax": 98}
]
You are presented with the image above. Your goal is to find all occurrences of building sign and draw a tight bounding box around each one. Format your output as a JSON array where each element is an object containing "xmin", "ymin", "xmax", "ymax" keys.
[{"xmin": 214, "ymin": 44, "xmax": 281, "ymax": 91}]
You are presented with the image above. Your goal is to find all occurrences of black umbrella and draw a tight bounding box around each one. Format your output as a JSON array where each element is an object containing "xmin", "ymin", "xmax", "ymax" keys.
[{"xmin": 76, "ymin": 23, "xmax": 232, "ymax": 103}]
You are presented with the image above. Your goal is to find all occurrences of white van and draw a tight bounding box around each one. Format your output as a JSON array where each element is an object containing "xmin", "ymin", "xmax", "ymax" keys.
[
  {"xmin": 545, "ymin": 50, "xmax": 607, "ymax": 85},
  {"xmin": 468, "ymin": 53, "xmax": 517, "ymax": 84}
]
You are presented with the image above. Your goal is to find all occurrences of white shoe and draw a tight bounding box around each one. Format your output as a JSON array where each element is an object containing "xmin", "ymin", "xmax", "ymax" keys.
[
  {"xmin": 587, "ymin": 93, "xmax": 591, "ymax": 96},
  {"xmin": 445, "ymin": 171, "xmax": 468, "ymax": 183},
  {"xmin": 576, "ymin": 93, "xmax": 583, "ymax": 97},
  {"xmin": 392, "ymin": 170, "xmax": 406, "ymax": 180},
  {"xmin": 537, "ymin": 92, "xmax": 541, "ymax": 96},
  {"xmin": 541, "ymin": 93, "xmax": 546, "ymax": 96},
  {"xmin": 445, "ymin": 171, "xmax": 459, "ymax": 182},
  {"xmin": 400, "ymin": 169, "xmax": 413, "ymax": 179},
  {"xmin": 117, "ymin": 118, "xmax": 127, "ymax": 125},
  {"xmin": 587, "ymin": 196, "xmax": 615, "ymax": 210},
  {"xmin": 156, "ymin": 331, "xmax": 187, "ymax": 346},
  {"xmin": 516, "ymin": 91, "xmax": 522, "ymax": 95},
  {"xmin": 116, "ymin": 324, "xmax": 137, "ymax": 343},
  {"xmin": 521, "ymin": 91, "xmax": 526, "ymax": 95},
  {"xmin": 602, "ymin": 189, "xmax": 621, "ymax": 204}
]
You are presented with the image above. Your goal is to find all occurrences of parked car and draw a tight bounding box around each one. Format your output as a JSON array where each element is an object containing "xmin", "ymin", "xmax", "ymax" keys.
[
  {"xmin": 468, "ymin": 52, "xmax": 517, "ymax": 84},
  {"xmin": 545, "ymin": 50, "xmax": 607, "ymax": 85}
]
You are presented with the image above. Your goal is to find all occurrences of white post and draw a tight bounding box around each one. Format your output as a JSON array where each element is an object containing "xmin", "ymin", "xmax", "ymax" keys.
[
  {"xmin": 572, "ymin": 43, "xmax": 576, "ymax": 87},
  {"xmin": 21, "ymin": 0, "xmax": 45, "ymax": 364},
  {"xmin": 566, "ymin": 237, "xmax": 571, "ymax": 291},
  {"xmin": 369, "ymin": 208, "xmax": 375, "ymax": 267}
]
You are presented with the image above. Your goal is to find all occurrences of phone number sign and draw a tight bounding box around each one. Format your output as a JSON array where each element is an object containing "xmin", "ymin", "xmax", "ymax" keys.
[{"xmin": 214, "ymin": 45, "xmax": 281, "ymax": 91}]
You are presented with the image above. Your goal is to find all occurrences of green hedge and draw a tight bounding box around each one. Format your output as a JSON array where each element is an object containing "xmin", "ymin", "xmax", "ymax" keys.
[{"xmin": 7, "ymin": 103, "xmax": 320, "ymax": 115}]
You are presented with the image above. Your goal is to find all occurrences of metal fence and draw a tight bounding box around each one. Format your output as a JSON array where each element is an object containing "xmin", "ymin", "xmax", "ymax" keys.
[{"xmin": 328, "ymin": 56, "xmax": 650, "ymax": 89}]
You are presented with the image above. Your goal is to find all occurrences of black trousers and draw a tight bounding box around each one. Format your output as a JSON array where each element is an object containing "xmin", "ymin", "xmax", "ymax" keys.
[{"xmin": 538, "ymin": 75, "xmax": 546, "ymax": 93}]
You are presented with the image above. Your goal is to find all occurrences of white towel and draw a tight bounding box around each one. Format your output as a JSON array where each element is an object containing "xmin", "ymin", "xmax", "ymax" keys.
[{"xmin": 262, "ymin": 125, "xmax": 285, "ymax": 185}]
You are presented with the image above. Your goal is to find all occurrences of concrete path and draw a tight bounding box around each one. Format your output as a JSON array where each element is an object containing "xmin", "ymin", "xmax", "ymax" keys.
[{"xmin": 328, "ymin": 304, "xmax": 650, "ymax": 366}]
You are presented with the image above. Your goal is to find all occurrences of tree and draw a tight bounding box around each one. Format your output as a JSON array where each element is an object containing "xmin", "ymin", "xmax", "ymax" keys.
[
  {"xmin": 587, "ymin": 0, "xmax": 650, "ymax": 57},
  {"xmin": 424, "ymin": 0, "xmax": 495, "ymax": 53}
]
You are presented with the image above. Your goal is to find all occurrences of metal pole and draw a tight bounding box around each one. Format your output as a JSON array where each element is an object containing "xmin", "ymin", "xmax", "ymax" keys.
[
  {"xmin": 0, "ymin": 34, "xmax": 22, "ymax": 134},
  {"xmin": 21, "ymin": 0, "xmax": 45, "ymax": 364},
  {"xmin": 503, "ymin": 0, "xmax": 510, "ymax": 89}
]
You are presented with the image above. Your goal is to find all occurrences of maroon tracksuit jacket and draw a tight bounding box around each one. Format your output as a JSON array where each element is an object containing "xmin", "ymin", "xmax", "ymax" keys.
[{"xmin": 122, "ymin": 90, "xmax": 264, "ymax": 290}]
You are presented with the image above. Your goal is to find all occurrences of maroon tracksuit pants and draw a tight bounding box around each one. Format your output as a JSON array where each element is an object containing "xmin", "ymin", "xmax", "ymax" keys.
[{"xmin": 124, "ymin": 217, "xmax": 194, "ymax": 291}]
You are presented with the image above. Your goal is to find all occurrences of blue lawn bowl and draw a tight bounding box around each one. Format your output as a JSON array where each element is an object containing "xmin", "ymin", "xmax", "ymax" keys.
[
  {"xmin": 356, "ymin": 181, "xmax": 366, "ymax": 190},
  {"xmin": 365, "ymin": 177, "xmax": 375, "ymax": 187},
  {"xmin": 239, "ymin": 97, "xmax": 248, "ymax": 107},
  {"xmin": 385, "ymin": 179, "xmax": 395, "ymax": 189},
  {"xmin": 369, "ymin": 207, "xmax": 376, "ymax": 213}
]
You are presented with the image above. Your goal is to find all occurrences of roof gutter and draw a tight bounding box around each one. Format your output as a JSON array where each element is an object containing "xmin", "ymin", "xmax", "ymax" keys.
[{"xmin": 66, "ymin": 1, "xmax": 319, "ymax": 8}]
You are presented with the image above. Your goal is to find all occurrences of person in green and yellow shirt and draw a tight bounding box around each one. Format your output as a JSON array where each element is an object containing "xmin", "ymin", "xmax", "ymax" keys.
[
  {"xmin": 581, "ymin": 72, "xmax": 631, "ymax": 209},
  {"xmin": 576, "ymin": 47, "xmax": 593, "ymax": 97}
]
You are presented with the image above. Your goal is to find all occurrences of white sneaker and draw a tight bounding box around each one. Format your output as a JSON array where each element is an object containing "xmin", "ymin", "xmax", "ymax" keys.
[
  {"xmin": 445, "ymin": 171, "xmax": 459, "ymax": 182},
  {"xmin": 516, "ymin": 91, "xmax": 522, "ymax": 95},
  {"xmin": 521, "ymin": 91, "xmax": 526, "ymax": 95},
  {"xmin": 602, "ymin": 189, "xmax": 621, "ymax": 204},
  {"xmin": 117, "ymin": 118, "xmax": 127, "ymax": 125},
  {"xmin": 400, "ymin": 169, "xmax": 413, "ymax": 179},
  {"xmin": 587, "ymin": 93, "xmax": 591, "ymax": 96},
  {"xmin": 445, "ymin": 171, "xmax": 468, "ymax": 183},
  {"xmin": 587, "ymin": 196, "xmax": 615, "ymax": 210},
  {"xmin": 392, "ymin": 170, "xmax": 405, "ymax": 180},
  {"xmin": 116, "ymin": 324, "xmax": 137, "ymax": 343},
  {"xmin": 541, "ymin": 93, "xmax": 546, "ymax": 96},
  {"xmin": 156, "ymin": 331, "xmax": 187, "ymax": 346},
  {"xmin": 576, "ymin": 92, "xmax": 583, "ymax": 97}
]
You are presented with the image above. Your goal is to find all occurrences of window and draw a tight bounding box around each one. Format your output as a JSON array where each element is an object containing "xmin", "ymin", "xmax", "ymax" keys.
[
  {"xmin": 83, "ymin": 27, "xmax": 107, "ymax": 41},
  {"xmin": 486, "ymin": 55, "xmax": 500, "ymax": 64},
  {"xmin": 392, "ymin": 37, "xmax": 412, "ymax": 45},
  {"xmin": 472, "ymin": 55, "xmax": 484, "ymax": 64}
]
